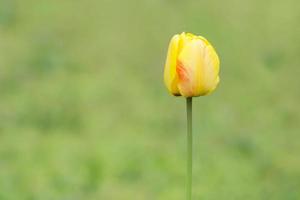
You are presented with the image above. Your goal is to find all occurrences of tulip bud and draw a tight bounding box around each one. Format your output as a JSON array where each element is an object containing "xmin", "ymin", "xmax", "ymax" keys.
[{"xmin": 164, "ymin": 32, "xmax": 220, "ymax": 97}]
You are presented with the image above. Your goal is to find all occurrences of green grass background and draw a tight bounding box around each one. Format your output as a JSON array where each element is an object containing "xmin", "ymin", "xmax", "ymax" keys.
[{"xmin": 0, "ymin": 0, "xmax": 300, "ymax": 199}]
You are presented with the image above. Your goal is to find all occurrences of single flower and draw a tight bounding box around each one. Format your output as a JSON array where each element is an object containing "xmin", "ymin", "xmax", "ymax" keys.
[{"xmin": 164, "ymin": 32, "xmax": 220, "ymax": 97}]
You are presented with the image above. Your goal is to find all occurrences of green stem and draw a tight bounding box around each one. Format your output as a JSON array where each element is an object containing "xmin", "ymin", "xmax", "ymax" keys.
[{"xmin": 186, "ymin": 97, "xmax": 193, "ymax": 200}]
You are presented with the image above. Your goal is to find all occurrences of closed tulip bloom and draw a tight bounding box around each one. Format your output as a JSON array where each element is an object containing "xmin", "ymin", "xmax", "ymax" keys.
[{"xmin": 164, "ymin": 32, "xmax": 220, "ymax": 97}]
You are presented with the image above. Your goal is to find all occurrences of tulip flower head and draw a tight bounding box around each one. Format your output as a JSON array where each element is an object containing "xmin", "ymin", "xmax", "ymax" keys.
[{"xmin": 164, "ymin": 32, "xmax": 220, "ymax": 97}]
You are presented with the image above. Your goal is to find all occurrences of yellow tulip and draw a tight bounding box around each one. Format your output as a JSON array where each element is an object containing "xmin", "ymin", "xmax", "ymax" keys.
[{"xmin": 164, "ymin": 32, "xmax": 220, "ymax": 97}]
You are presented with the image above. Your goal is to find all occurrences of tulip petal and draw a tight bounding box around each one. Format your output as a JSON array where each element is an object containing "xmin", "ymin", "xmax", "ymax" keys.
[
  {"xmin": 202, "ymin": 44, "xmax": 220, "ymax": 94},
  {"xmin": 177, "ymin": 39, "xmax": 206, "ymax": 97},
  {"xmin": 177, "ymin": 36, "xmax": 220, "ymax": 97},
  {"xmin": 164, "ymin": 35, "xmax": 181, "ymax": 95}
]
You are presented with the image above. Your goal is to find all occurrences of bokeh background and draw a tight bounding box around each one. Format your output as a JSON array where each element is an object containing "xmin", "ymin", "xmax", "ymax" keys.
[{"xmin": 1, "ymin": 0, "xmax": 300, "ymax": 199}]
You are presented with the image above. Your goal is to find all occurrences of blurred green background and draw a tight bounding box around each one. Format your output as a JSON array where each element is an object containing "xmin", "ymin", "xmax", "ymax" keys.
[{"xmin": 0, "ymin": 0, "xmax": 300, "ymax": 199}]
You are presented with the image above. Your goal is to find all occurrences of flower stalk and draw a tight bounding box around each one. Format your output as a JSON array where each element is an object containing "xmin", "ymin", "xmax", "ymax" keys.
[{"xmin": 186, "ymin": 97, "xmax": 193, "ymax": 200}]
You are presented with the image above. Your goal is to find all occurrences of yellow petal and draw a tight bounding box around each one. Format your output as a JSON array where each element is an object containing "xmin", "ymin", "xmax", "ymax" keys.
[
  {"xmin": 201, "ymin": 44, "xmax": 220, "ymax": 94},
  {"xmin": 164, "ymin": 34, "xmax": 181, "ymax": 96},
  {"xmin": 177, "ymin": 36, "xmax": 220, "ymax": 97},
  {"xmin": 177, "ymin": 39, "xmax": 206, "ymax": 97}
]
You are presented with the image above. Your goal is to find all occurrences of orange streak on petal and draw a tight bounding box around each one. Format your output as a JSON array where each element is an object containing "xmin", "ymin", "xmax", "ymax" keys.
[
  {"xmin": 176, "ymin": 60, "xmax": 194, "ymax": 97},
  {"xmin": 176, "ymin": 60, "xmax": 189, "ymax": 82}
]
